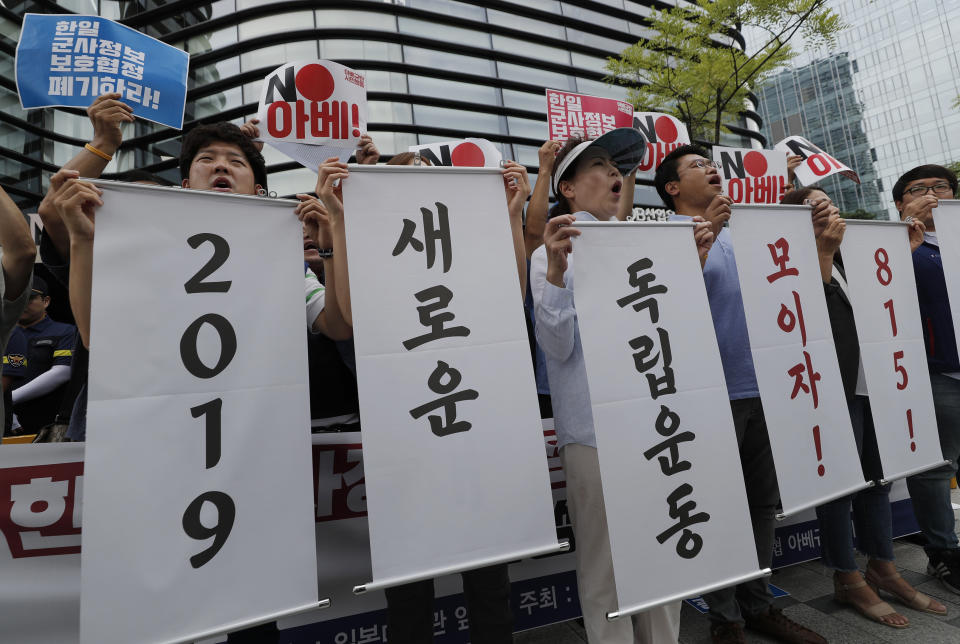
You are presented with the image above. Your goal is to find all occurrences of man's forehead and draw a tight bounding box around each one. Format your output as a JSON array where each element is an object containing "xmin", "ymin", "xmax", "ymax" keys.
[
  {"xmin": 905, "ymin": 176, "xmax": 945, "ymax": 187},
  {"xmin": 678, "ymin": 154, "xmax": 707, "ymax": 167},
  {"xmin": 197, "ymin": 142, "xmax": 246, "ymax": 157}
]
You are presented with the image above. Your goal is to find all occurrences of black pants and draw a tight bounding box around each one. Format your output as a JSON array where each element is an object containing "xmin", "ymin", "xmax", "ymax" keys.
[{"xmin": 385, "ymin": 564, "xmax": 513, "ymax": 644}]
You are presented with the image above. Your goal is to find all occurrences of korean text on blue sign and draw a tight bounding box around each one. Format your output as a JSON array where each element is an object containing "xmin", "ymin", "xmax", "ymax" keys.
[{"xmin": 15, "ymin": 14, "xmax": 189, "ymax": 129}]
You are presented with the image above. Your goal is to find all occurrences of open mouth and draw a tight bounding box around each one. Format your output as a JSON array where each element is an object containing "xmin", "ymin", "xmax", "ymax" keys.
[
  {"xmin": 303, "ymin": 240, "xmax": 318, "ymax": 252},
  {"xmin": 708, "ymin": 174, "xmax": 722, "ymax": 186},
  {"xmin": 211, "ymin": 177, "xmax": 233, "ymax": 192},
  {"xmin": 612, "ymin": 180, "xmax": 622, "ymax": 194}
]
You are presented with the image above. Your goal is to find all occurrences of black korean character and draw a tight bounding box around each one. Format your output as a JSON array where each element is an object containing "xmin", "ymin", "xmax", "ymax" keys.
[
  {"xmin": 655, "ymin": 483, "xmax": 710, "ymax": 559},
  {"xmin": 643, "ymin": 431, "xmax": 695, "ymax": 476},
  {"xmin": 616, "ymin": 258, "xmax": 668, "ymax": 323},
  {"xmin": 392, "ymin": 201, "xmax": 452, "ymax": 273},
  {"xmin": 655, "ymin": 405, "xmax": 680, "ymax": 436},
  {"xmin": 409, "ymin": 360, "xmax": 479, "ymax": 437},
  {"xmin": 402, "ymin": 285, "xmax": 471, "ymax": 350},
  {"xmin": 628, "ymin": 327, "xmax": 671, "ymax": 373}
]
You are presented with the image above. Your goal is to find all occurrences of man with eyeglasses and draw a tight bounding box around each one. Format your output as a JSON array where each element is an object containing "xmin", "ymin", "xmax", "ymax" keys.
[
  {"xmin": 894, "ymin": 164, "xmax": 960, "ymax": 594},
  {"xmin": 655, "ymin": 146, "xmax": 827, "ymax": 644}
]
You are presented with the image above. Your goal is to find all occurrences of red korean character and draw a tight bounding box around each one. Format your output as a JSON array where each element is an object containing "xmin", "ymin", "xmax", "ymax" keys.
[
  {"xmin": 777, "ymin": 290, "xmax": 807, "ymax": 347},
  {"xmin": 766, "ymin": 237, "xmax": 800, "ymax": 283},
  {"xmin": 787, "ymin": 350, "xmax": 821, "ymax": 409}
]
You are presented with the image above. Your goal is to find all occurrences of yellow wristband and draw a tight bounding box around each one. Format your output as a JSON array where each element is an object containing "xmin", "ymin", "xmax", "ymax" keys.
[{"xmin": 84, "ymin": 143, "xmax": 113, "ymax": 161}]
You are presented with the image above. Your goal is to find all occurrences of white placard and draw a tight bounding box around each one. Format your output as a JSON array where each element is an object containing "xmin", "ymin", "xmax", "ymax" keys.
[
  {"xmin": 729, "ymin": 205, "xmax": 868, "ymax": 517},
  {"xmin": 933, "ymin": 201, "xmax": 960, "ymax": 355},
  {"xmin": 839, "ymin": 221, "xmax": 945, "ymax": 480},
  {"xmin": 408, "ymin": 138, "xmax": 502, "ymax": 167},
  {"xmin": 633, "ymin": 112, "xmax": 690, "ymax": 178},
  {"xmin": 341, "ymin": 166, "xmax": 562, "ymax": 591},
  {"xmin": 572, "ymin": 222, "xmax": 764, "ymax": 618},
  {"xmin": 82, "ymin": 182, "xmax": 319, "ymax": 644},
  {"xmin": 773, "ymin": 136, "xmax": 860, "ymax": 186},
  {"xmin": 712, "ymin": 146, "xmax": 789, "ymax": 204}
]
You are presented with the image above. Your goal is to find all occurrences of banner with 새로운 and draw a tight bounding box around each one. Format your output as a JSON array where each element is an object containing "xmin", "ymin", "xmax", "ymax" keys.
[
  {"xmin": 408, "ymin": 138, "xmax": 502, "ymax": 167},
  {"xmin": 712, "ymin": 146, "xmax": 790, "ymax": 204},
  {"xmin": 572, "ymin": 222, "xmax": 764, "ymax": 618},
  {"xmin": 838, "ymin": 221, "xmax": 945, "ymax": 481},
  {"xmin": 773, "ymin": 136, "xmax": 860, "ymax": 186},
  {"xmin": 341, "ymin": 165, "xmax": 563, "ymax": 593},
  {"xmin": 15, "ymin": 14, "xmax": 189, "ymax": 129},
  {"xmin": 82, "ymin": 182, "xmax": 319, "ymax": 644},
  {"xmin": 257, "ymin": 60, "xmax": 368, "ymax": 172},
  {"xmin": 545, "ymin": 89, "xmax": 634, "ymax": 142},
  {"xmin": 633, "ymin": 112, "xmax": 690, "ymax": 178},
  {"xmin": 729, "ymin": 205, "xmax": 869, "ymax": 517}
]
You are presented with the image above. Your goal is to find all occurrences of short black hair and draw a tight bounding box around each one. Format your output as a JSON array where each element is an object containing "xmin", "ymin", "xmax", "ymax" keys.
[
  {"xmin": 780, "ymin": 185, "xmax": 824, "ymax": 205},
  {"xmin": 892, "ymin": 164, "xmax": 957, "ymax": 202},
  {"xmin": 115, "ymin": 169, "xmax": 175, "ymax": 186},
  {"xmin": 654, "ymin": 144, "xmax": 710, "ymax": 211},
  {"xmin": 179, "ymin": 122, "xmax": 268, "ymax": 191}
]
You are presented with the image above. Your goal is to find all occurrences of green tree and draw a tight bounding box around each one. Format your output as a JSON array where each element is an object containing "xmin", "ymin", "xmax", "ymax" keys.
[{"xmin": 606, "ymin": 0, "xmax": 843, "ymax": 145}]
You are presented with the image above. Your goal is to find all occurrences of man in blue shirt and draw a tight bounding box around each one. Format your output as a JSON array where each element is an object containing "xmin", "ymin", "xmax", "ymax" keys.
[
  {"xmin": 3, "ymin": 276, "xmax": 76, "ymax": 434},
  {"xmin": 895, "ymin": 164, "xmax": 960, "ymax": 594},
  {"xmin": 656, "ymin": 145, "xmax": 825, "ymax": 644}
]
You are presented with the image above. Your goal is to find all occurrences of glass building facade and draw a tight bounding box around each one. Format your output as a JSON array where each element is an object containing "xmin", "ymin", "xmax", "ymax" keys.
[
  {"xmin": 757, "ymin": 0, "xmax": 960, "ymax": 218},
  {"xmin": 757, "ymin": 52, "xmax": 885, "ymax": 217},
  {"xmin": 0, "ymin": 0, "xmax": 761, "ymax": 212}
]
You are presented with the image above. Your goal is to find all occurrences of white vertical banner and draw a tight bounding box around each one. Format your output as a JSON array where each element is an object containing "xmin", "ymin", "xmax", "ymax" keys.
[
  {"xmin": 840, "ymin": 221, "xmax": 945, "ymax": 480},
  {"xmin": 933, "ymin": 200, "xmax": 960, "ymax": 353},
  {"xmin": 729, "ymin": 205, "xmax": 869, "ymax": 517},
  {"xmin": 572, "ymin": 222, "xmax": 765, "ymax": 618},
  {"xmin": 341, "ymin": 166, "xmax": 563, "ymax": 592},
  {"xmin": 82, "ymin": 182, "xmax": 321, "ymax": 644}
]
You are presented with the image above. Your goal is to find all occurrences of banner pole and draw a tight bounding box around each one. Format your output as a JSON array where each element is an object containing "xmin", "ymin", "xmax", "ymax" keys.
[
  {"xmin": 154, "ymin": 599, "xmax": 329, "ymax": 644},
  {"xmin": 776, "ymin": 479, "xmax": 874, "ymax": 519},
  {"xmin": 606, "ymin": 568, "xmax": 771, "ymax": 621},
  {"xmin": 354, "ymin": 540, "xmax": 569, "ymax": 594},
  {"xmin": 879, "ymin": 459, "xmax": 952, "ymax": 486}
]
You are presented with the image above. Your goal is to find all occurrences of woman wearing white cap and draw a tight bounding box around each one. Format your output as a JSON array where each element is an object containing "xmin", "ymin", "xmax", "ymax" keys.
[{"xmin": 530, "ymin": 129, "xmax": 714, "ymax": 643}]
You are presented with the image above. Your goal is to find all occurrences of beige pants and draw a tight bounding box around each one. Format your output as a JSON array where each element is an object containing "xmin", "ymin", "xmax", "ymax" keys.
[{"xmin": 561, "ymin": 444, "xmax": 681, "ymax": 644}]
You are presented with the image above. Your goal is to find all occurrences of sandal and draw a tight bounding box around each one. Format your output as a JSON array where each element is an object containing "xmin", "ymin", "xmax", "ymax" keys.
[
  {"xmin": 834, "ymin": 572, "xmax": 909, "ymax": 628},
  {"xmin": 865, "ymin": 567, "xmax": 948, "ymax": 616}
]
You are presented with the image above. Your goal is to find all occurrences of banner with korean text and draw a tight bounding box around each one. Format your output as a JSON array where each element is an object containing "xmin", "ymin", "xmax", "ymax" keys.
[
  {"xmin": 712, "ymin": 146, "xmax": 789, "ymax": 204},
  {"xmin": 82, "ymin": 183, "xmax": 320, "ymax": 644},
  {"xmin": 341, "ymin": 165, "xmax": 563, "ymax": 591},
  {"xmin": 257, "ymin": 60, "xmax": 368, "ymax": 171},
  {"xmin": 933, "ymin": 201, "xmax": 960, "ymax": 355},
  {"xmin": 15, "ymin": 14, "xmax": 189, "ymax": 129},
  {"xmin": 839, "ymin": 221, "xmax": 945, "ymax": 480},
  {"xmin": 545, "ymin": 89, "xmax": 634, "ymax": 141},
  {"xmin": 729, "ymin": 205, "xmax": 869, "ymax": 517},
  {"xmin": 572, "ymin": 222, "xmax": 764, "ymax": 618},
  {"xmin": 773, "ymin": 136, "xmax": 860, "ymax": 186}
]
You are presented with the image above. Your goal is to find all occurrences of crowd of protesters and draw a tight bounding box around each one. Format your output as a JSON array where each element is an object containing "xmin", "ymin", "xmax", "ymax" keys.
[{"xmin": 1, "ymin": 89, "xmax": 959, "ymax": 644}]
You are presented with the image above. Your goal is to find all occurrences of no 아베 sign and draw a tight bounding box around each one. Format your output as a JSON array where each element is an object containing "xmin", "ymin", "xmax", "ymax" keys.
[
  {"xmin": 712, "ymin": 146, "xmax": 789, "ymax": 204},
  {"xmin": 633, "ymin": 113, "xmax": 690, "ymax": 175},
  {"xmin": 773, "ymin": 136, "xmax": 860, "ymax": 186},
  {"xmin": 258, "ymin": 60, "xmax": 367, "ymax": 147}
]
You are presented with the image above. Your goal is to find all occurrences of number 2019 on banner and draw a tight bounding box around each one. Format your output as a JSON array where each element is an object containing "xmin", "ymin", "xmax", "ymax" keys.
[{"xmin": 180, "ymin": 233, "xmax": 237, "ymax": 568}]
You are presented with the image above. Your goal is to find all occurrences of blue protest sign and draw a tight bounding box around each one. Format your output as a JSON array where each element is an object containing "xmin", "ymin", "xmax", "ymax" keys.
[{"xmin": 15, "ymin": 14, "xmax": 189, "ymax": 129}]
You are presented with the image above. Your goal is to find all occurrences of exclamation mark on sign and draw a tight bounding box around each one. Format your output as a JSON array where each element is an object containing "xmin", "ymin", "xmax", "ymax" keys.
[
  {"xmin": 351, "ymin": 103, "xmax": 361, "ymax": 137},
  {"xmin": 907, "ymin": 409, "xmax": 916, "ymax": 452},
  {"xmin": 340, "ymin": 101, "xmax": 348, "ymax": 139},
  {"xmin": 813, "ymin": 425, "xmax": 825, "ymax": 476}
]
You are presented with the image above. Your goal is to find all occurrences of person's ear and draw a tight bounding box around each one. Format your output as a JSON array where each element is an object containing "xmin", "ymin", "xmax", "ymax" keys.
[
  {"xmin": 181, "ymin": 179, "xmax": 190, "ymax": 189},
  {"xmin": 894, "ymin": 199, "xmax": 904, "ymax": 215},
  {"xmin": 42, "ymin": 296, "xmax": 51, "ymax": 310},
  {"xmin": 665, "ymin": 180, "xmax": 680, "ymax": 198},
  {"xmin": 559, "ymin": 179, "xmax": 575, "ymax": 201}
]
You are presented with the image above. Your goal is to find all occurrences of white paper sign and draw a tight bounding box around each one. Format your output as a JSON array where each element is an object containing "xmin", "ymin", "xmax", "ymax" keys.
[
  {"xmin": 572, "ymin": 222, "xmax": 764, "ymax": 617},
  {"xmin": 633, "ymin": 112, "xmax": 690, "ymax": 177},
  {"xmin": 408, "ymin": 138, "xmax": 502, "ymax": 167},
  {"xmin": 729, "ymin": 205, "xmax": 867, "ymax": 517},
  {"xmin": 712, "ymin": 146, "xmax": 789, "ymax": 204},
  {"xmin": 82, "ymin": 182, "xmax": 319, "ymax": 644},
  {"xmin": 933, "ymin": 201, "xmax": 960, "ymax": 357},
  {"xmin": 258, "ymin": 60, "xmax": 367, "ymax": 171},
  {"xmin": 839, "ymin": 221, "xmax": 944, "ymax": 480},
  {"xmin": 773, "ymin": 136, "xmax": 860, "ymax": 186},
  {"xmin": 341, "ymin": 166, "xmax": 562, "ymax": 591}
]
